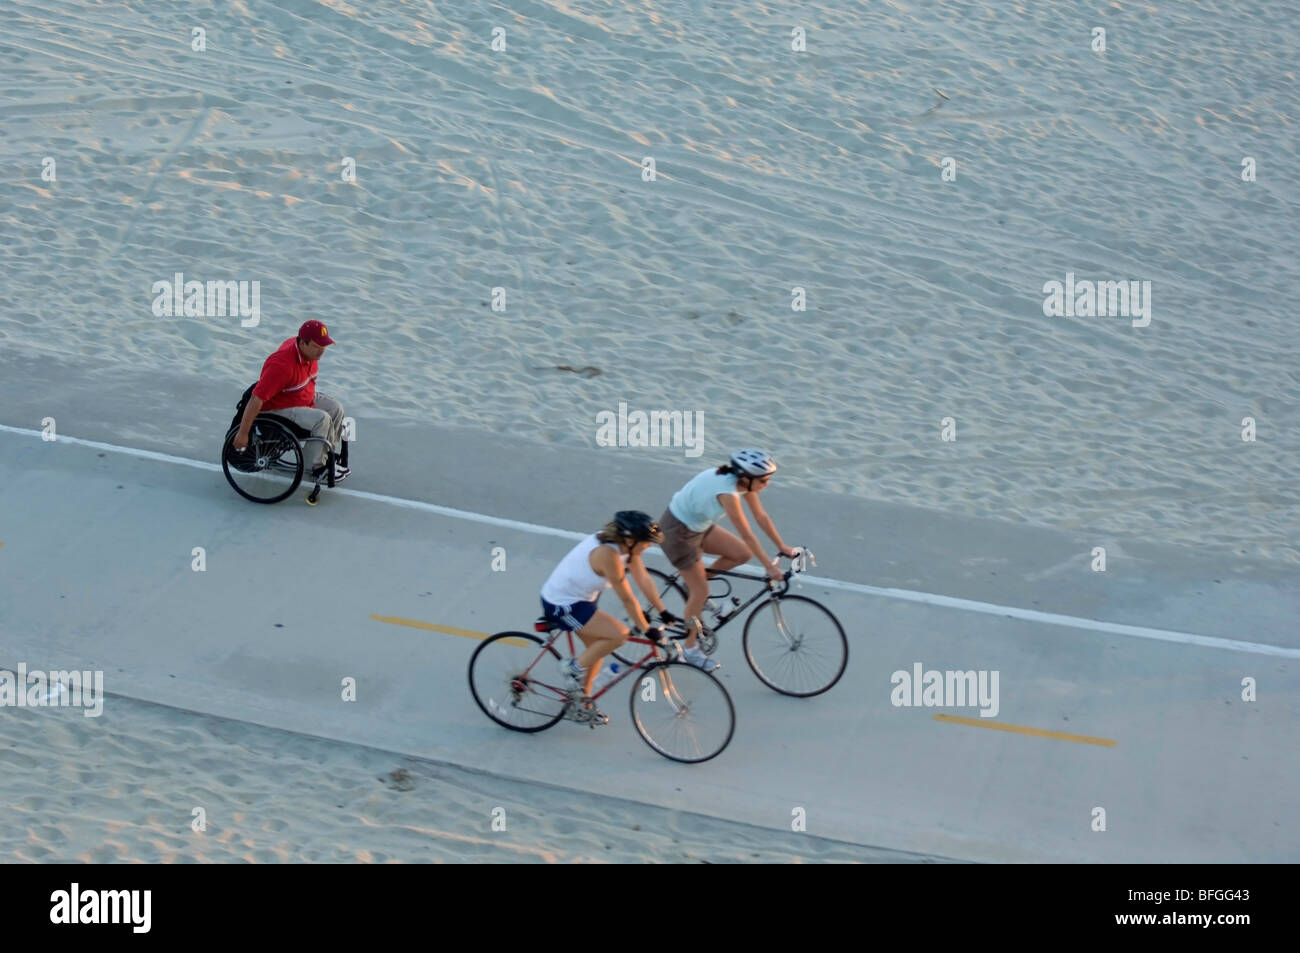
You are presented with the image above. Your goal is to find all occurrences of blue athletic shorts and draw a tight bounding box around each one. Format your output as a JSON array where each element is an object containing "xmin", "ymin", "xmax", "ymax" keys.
[{"xmin": 540, "ymin": 597, "xmax": 598, "ymax": 632}]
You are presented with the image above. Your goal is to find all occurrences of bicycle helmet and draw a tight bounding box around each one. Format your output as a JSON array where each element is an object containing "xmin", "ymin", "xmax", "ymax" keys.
[
  {"xmin": 729, "ymin": 449, "xmax": 778, "ymax": 477},
  {"xmin": 613, "ymin": 510, "xmax": 663, "ymax": 543}
]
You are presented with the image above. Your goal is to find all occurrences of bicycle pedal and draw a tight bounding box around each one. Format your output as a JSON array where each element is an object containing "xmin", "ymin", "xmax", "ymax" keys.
[
  {"xmin": 566, "ymin": 697, "xmax": 589, "ymax": 718},
  {"xmin": 568, "ymin": 698, "xmax": 609, "ymax": 727}
]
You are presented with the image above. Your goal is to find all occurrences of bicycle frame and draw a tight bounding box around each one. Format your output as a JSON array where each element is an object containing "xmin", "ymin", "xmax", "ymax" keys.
[
  {"xmin": 656, "ymin": 555, "xmax": 813, "ymax": 655},
  {"xmin": 685, "ymin": 560, "xmax": 798, "ymax": 629},
  {"xmin": 529, "ymin": 622, "xmax": 677, "ymax": 701}
]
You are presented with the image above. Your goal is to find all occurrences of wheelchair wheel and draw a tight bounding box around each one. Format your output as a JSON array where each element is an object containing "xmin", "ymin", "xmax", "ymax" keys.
[{"xmin": 222, "ymin": 419, "xmax": 304, "ymax": 504}]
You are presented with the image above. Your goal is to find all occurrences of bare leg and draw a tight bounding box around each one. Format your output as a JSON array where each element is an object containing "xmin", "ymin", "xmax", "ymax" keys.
[
  {"xmin": 700, "ymin": 524, "xmax": 752, "ymax": 574},
  {"xmin": 572, "ymin": 610, "xmax": 629, "ymax": 695},
  {"xmin": 678, "ymin": 558, "xmax": 710, "ymax": 650}
]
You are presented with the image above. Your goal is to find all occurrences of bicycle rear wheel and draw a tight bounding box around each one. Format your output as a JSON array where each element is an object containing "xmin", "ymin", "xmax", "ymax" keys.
[
  {"xmin": 742, "ymin": 595, "xmax": 847, "ymax": 697},
  {"xmin": 628, "ymin": 661, "xmax": 735, "ymax": 763},
  {"xmin": 222, "ymin": 419, "xmax": 304, "ymax": 504},
  {"xmin": 468, "ymin": 632, "xmax": 567, "ymax": 732}
]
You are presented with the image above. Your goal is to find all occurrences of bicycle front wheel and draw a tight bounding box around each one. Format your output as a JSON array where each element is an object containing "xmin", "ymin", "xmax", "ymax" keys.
[
  {"xmin": 468, "ymin": 632, "xmax": 567, "ymax": 732},
  {"xmin": 742, "ymin": 595, "xmax": 847, "ymax": 697},
  {"xmin": 628, "ymin": 661, "xmax": 735, "ymax": 763}
]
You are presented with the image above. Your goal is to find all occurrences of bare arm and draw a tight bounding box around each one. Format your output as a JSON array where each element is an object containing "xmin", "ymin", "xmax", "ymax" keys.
[
  {"xmin": 743, "ymin": 493, "xmax": 792, "ymax": 554},
  {"xmin": 233, "ymin": 394, "xmax": 265, "ymax": 449},
  {"xmin": 721, "ymin": 494, "xmax": 784, "ymax": 583},
  {"xmin": 720, "ymin": 493, "xmax": 770, "ymax": 562},
  {"xmin": 591, "ymin": 547, "xmax": 652, "ymax": 631},
  {"xmin": 626, "ymin": 552, "xmax": 667, "ymax": 618}
]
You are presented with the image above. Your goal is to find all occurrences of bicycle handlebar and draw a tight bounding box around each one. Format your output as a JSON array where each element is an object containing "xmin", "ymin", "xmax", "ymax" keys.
[{"xmin": 777, "ymin": 547, "xmax": 815, "ymax": 574}]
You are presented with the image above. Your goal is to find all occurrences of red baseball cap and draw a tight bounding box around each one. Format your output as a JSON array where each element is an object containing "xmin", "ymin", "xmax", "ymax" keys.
[{"xmin": 299, "ymin": 320, "xmax": 335, "ymax": 346}]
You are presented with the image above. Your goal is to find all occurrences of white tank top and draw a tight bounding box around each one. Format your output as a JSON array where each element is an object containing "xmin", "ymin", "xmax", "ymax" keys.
[{"xmin": 540, "ymin": 534, "xmax": 626, "ymax": 606}]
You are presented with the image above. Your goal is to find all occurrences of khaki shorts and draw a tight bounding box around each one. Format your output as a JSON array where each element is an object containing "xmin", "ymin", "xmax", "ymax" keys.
[
  {"xmin": 660, "ymin": 508, "xmax": 710, "ymax": 571},
  {"xmin": 270, "ymin": 392, "xmax": 345, "ymax": 471}
]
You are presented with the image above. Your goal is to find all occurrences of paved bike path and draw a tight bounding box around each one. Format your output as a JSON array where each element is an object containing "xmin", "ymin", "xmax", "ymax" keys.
[{"xmin": 2, "ymin": 426, "xmax": 1297, "ymax": 862}]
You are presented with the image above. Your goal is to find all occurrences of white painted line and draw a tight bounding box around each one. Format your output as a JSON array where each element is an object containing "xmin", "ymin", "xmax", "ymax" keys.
[
  {"xmin": 340, "ymin": 487, "xmax": 584, "ymax": 540},
  {"xmin": 805, "ymin": 576, "xmax": 1299, "ymax": 657},
  {"xmin": 4, "ymin": 424, "xmax": 1296, "ymax": 658},
  {"xmin": 1, "ymin": 425, "xmax": 225, "ymax": 474}
]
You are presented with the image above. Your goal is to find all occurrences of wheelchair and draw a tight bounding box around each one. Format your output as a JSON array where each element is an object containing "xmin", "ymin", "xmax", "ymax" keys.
[{"xmin": 221, "ymin": 384, "xmax": 349, "ymax": 505}]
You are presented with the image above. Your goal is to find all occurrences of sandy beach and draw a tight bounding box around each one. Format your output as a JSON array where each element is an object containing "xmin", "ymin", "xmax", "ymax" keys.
[
  {"xmin": 2, "ymin": 0, "xmax": 1296, "ymax": 563},
  {"xmin": 4, "ymin": 690, "xmax": 939, "ymax": 864}
]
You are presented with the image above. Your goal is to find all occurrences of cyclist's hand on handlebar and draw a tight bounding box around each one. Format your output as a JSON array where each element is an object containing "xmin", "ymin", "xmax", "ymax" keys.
[
  {"xmin": 657, "ymin": 609, "xmax": 680, "ymax": 626},
  {"xmin": 641, "ymin": 625, "xmax": 667, "ymax": 645},
  {"xmin": 765, "ymin": 558, "xmax": 785, "ymax": 583}
]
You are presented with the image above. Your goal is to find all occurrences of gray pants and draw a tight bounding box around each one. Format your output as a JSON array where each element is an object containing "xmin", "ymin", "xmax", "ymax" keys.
[{"xmin": 271, "ymin": 393, "xmax": 344, "ymax": 473}]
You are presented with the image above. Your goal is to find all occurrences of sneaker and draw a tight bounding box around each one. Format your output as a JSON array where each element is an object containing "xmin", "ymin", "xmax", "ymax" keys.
[
  {"xmin": 557, "ymin": 657, "xmax": 586, "ymax": 691},
  {"xmin": 681, "ymin": 646, "xmax": 720, "ymax": 672},
  {"xmin": 331, "ymin": 463, "xmax": 350, "ymax": 482}
]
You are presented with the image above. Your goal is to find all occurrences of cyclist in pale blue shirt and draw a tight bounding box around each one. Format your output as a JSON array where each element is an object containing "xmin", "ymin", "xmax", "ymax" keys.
[{"xmin": 657, "ymin": 449, "xmax": 800, "ymax": 670}]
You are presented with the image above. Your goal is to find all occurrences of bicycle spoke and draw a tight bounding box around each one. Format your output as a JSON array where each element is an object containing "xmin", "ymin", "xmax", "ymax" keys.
[
  {"xmin": 769, "ymin": 603, "xmax": 800, "ymax": 648},
  {"xmin": 658, "ymin": 669, "xmax": 692, "ymax": 713},
  {"xmin": 659, "ymin": 672, "xmax": 709, "ymax": 756}
]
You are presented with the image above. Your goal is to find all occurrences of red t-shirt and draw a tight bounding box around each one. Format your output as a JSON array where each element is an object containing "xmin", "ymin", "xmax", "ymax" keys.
[{"xmin": 254, "ymin": 338, "xmax": 317, "ymax": 410}]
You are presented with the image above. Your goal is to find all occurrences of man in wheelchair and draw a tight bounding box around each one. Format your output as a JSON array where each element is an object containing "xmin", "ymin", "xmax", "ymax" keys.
[{"xmin": 231, "ymin": 320, "xmax": 349, "ymax": 483}]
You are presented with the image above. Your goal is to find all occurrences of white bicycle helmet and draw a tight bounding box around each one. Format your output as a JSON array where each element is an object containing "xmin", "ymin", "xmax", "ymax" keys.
[{"xmin": 730, "ymin": 449, "xmax": 778, "ymax": 476}]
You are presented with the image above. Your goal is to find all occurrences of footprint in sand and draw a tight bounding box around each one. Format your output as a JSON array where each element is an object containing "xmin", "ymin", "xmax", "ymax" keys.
[{"xmin": 380, "ymin": 768, "xmax": 415, "ymax": 792}]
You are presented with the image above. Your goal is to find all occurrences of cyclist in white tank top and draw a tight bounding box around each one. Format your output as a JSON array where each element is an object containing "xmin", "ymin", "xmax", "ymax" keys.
[
  {"xmin": 539, "ymin": 512, "xmax": 673, "ymax": 718},
  {"xmin": 541, "ymin": 535, "xmax": 622, "ymax": 607}
]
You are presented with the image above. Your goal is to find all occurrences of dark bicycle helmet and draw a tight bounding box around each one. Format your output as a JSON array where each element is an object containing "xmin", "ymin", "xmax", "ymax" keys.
[{"xmin": 613, "ymin": 510, "xmax": 663, "ymax": 543}]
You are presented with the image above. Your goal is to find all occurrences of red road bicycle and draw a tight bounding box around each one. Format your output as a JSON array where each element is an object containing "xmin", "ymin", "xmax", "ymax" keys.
[{"xmin": 468, "ymin": 618, "xmax": 736, "ymax": 763}]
